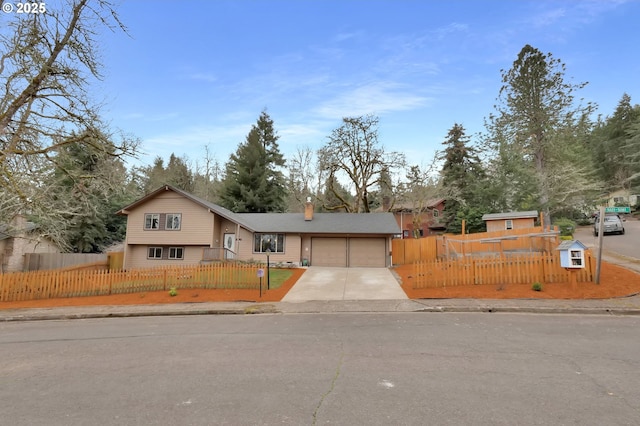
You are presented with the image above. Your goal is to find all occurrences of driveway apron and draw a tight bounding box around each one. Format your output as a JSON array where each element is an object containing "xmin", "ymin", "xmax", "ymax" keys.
[{"xmin": 281, "ymin": 267, "xmax": 408, "ymax": 302}]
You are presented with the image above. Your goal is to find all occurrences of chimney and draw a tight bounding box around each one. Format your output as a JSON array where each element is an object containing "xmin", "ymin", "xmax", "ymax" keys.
[
  {"xmin": 304, "ymin": 197, "xmax": 314, "ymax": 221},
  {"xmin": 382, "ymin": 196, "xmax": 391, "ymax": 212}
]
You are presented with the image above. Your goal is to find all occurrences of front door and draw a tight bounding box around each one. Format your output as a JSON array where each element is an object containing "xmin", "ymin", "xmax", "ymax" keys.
[{"xmin": 223, "ymin": 233, "xmax": 235, "ymax": 259}]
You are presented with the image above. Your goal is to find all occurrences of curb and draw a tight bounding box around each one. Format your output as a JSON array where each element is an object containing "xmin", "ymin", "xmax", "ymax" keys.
[{"xmin": 3, "ymin": 304, "xmax": 640, "ymax": 322}]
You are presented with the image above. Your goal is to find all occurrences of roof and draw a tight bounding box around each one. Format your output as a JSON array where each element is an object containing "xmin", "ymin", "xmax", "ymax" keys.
[
  {"xmin": 0, "ymin": 222, "xmax": 37, "ymax": 241},
  {"xmin": 482, "ymin": 211, "xmax": 539, "ymax": 221},
  {"xmin": 384, "ymin": 198, "xmax": 445, "ymax": 212},
  {"xmin": 237, "ymin": 212, "xmax": 400, "ymax": 234},
  {"xmin": 556, "ymin": 240, "xmax": 587, "ymax": 251},
  {"xmin": 118, "ymin": 185, "xmax": 400, "ymax": 235},
  {"xmin": 116, "ymin": 185, "xmax": 255, "ymax": 230}
]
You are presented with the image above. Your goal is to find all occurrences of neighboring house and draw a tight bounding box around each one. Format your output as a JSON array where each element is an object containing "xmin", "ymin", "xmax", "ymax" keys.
[
  {"xmin": 606, "ymin": 188, "xmax": 638, "ymax": 207},
  {"xmin": 116, "ymin": 185, "xmax": 401, "ymax": 270},
  {"xmin": 482, "ymin": 211, "xmax": 539, "ymax": 232},
  {"xmin": 0, "ymin": 215, "xmax": 61, "ymax": 272},
  {"xmin": 382, "ymin": 198, "xmax": 446, "ymax": 238}
]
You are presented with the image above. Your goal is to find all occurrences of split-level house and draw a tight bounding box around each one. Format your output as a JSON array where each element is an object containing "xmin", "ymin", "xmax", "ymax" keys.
[{"xmin": 116, "ymin": 185, "xmax": 401, "ymax": 270}]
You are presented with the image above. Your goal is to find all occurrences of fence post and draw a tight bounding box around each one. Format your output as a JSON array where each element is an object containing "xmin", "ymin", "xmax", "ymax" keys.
[{"xmin": 163, "ymin": 269, "xmax": 168, "ymax": 291}]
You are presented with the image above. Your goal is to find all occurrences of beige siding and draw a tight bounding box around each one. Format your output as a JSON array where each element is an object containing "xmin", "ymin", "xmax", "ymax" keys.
[
  {"xmin": 125, "ymin": 245, "xmax": 208, "ymax": 270},
  {"xmin": 486, "ymin": 218, "xmax": 535, "ymax": 232},
  {"xmin": 1, "ymin": 234, "xmax": 60, "ymax": 272},
  {"xmin": 124, "ymin": 191, "xmax": 215, "ymax": 246},
  {"xmin": 234, "ymin": 231, "xmax": 302, "ymax": 265}
]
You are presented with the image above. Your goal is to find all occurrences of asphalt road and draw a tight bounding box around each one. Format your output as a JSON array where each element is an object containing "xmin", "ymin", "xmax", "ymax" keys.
[
  {"xmin": 2, "ymin": 313, "xmax": 640, "ymax": 425},
  {"xmin": 574, "ymin": 218, "xmax": 639, "ymax": 260}
]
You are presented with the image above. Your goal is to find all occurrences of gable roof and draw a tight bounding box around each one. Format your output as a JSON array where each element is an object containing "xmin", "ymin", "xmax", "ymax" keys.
[
  {"xmin": 482, "ymin": 211, "xmax": 539, "ymax": 221},
  {"xmin": 237, "ymin": 212, "xmax": 400, "ymax": 234},
  {"xmin": 556, "ymin": 240, "xmax": 587, "ymax": 251},
  {"xmin": 0, "ymin": 222, "xmax": 38, "ymax": 241},
  {"xmin": 118, "ymin": 185, "xmax": 400, "ymax": 235}
]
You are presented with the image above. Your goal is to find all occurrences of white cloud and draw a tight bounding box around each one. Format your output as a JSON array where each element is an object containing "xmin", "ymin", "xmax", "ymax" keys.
[{"xmin": 313, "ymin": 82, "xmax": 432, "ymax": 119}]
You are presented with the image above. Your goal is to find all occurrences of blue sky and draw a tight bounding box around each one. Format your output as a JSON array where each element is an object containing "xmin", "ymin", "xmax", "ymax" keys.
[{"xmin": 97, "ymin": 0, "xmax": 640, "ymax": 171}]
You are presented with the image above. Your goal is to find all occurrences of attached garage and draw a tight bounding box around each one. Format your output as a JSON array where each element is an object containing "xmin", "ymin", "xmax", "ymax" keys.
[
  {"xmin": 311, "ymin": 237, "xmax": 387, "ymax": 267},
  {"xmin": 311, "ymin": 238, "xmax": 347, "ymax": 267},
  {"xmin": 348, "ymin": 238, "xmax": 386, "ymax": 267}
]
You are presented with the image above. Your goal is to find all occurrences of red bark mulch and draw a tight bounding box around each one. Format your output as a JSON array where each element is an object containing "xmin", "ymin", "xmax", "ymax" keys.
[
  {"xmin": 2, "ymin": 262, "xmax": 640, "ymax": 310},
  {"xmin": 395, "ymin": 261, "xmax": 640, "ymax": 299}
]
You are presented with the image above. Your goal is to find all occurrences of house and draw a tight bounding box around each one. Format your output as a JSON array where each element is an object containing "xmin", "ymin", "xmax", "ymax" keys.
[
  {"xmin": 0, "ymin": 215, "xmax": 62, "ymax": 272},
  {"xmin": 606, "ymin": 188, "xmax": 638, "ymax": 207},
  {"xmin": 116, "ymin": 185, "xmax": 401, "ymax": 270},
  {"xmin": 382, "ymin": 198, "xmax": 446, "ymax": 238},
  {"xmin": 482, "ymin": 211, "xmax": 539, "ymax": 232}
]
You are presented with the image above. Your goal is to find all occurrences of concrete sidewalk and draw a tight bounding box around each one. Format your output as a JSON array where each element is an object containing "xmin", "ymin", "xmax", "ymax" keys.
[{"xmin": 2, "ymin": 295, "xmax": 640, "ymax": 322}]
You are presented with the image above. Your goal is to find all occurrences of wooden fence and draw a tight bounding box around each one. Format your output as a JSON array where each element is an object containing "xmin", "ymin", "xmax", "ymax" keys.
[
  {"xmin": 23, "ymin": 252, "xmax": 109, "ymax": 271},
  {"xmin": 392, "ymin": 226, "xmax": 560, "ymax": 265},
  {"xmin": 392, "ymin": 237, "xmax": 438, "ymax": 264},
  {"xmin": 0, "ymin": 263, "xmax": 265, "ymax": 302},
  {"xmin": 413, "ymin": 251, "xmax": 594, "ymax": 289}
]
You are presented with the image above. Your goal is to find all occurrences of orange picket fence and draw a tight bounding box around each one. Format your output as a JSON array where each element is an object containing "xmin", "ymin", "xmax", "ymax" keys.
[
  {"xmin": 0, "ymin": 263, "xmax": 264, "ymax": 302},
  {"xmin": 392, "ymin": 226, "xmax": 561, "ymax": 265},
  {"xmin": 413, "ymin": 251, "xmax": 594, "ymax": 289}
]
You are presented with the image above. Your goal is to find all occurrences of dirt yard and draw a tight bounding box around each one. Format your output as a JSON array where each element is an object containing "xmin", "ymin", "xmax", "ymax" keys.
[
  {"xmin": 395, "ymin": 261, "xmax": 640, "ymax": 299},
  {"xmin": 1, "ymin": 261, "xmax": 639, "ymax": 310}
]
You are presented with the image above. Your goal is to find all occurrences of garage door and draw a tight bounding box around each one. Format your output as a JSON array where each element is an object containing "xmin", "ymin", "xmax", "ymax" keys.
[
  {"xmin": 312, "ymin": 237, "xmax": 387, "ymax": 267},
  {"xmin": 349, "ymin": 238, "xmax": 386, "ymax": 267},
  {"xmin": 311, "ymin": 238, "xmax": 347, "ymax": 267}
]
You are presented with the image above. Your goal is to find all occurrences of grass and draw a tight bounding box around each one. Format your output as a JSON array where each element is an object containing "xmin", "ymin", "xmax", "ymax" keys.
[{"xmin": 109, "ymin": 267, "xmax": 294, "ymax": 294}]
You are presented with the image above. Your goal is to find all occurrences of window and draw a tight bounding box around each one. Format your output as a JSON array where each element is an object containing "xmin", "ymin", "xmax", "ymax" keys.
[
  {"xmin": 505, "ymin": 219, "xmax": 513, "ymax": 230},
  {"xmin": 148, "ymin": 247, "xmax": 162, "ymax": 259},
  {"xmin": 145, "ymin": 214, "xmax": 160, "ymax": 230},
  {"xmin": 253, "ymin": 233, "xmax": 285, "ymax": 253},
  {"xmin": 168, "ymin": 247, "xmax": 184, "ymax": 260},
  {"xmin": 166, "ymin": 213, "xmax": 182, "ymax": 230},
  {"xmin": 570, "ymin": 249, "xmax": 583, "ymax": 267},
  {"xmin": 432, "ymin": 209, "xmax": 439, "ymax": 218}
]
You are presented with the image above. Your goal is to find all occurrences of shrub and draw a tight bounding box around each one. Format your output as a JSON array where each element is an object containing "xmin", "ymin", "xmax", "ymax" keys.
[
  {"xmin": 531, "ymin": 282, "xmax": 543, "ymax": 292},
  {"xmin": 553, "ymin": 217, "xmax": 577, "ymax": 237},
  {"xmin": 169, "ymin": 287, "xmax": 178, "ymax": 297}
]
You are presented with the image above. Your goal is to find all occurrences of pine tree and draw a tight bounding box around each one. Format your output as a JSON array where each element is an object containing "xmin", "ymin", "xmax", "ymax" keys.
[
  {"xmin": 220, "ymin": 111, "xmax": 288, "ymax": 212},
  {"xmin": 486, "ymin": 45, "xmax": 596, "ymax": 226},
  {"xmin": 439, "ymin": 123, "xmax": 486, "ymax": 233}
]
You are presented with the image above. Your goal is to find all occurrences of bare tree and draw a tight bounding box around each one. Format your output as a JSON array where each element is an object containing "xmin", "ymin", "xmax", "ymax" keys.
[
  {"xmin": 318, "ymin": 115, "xmax": 405, "ymax": 213},
  {"xmin": 287, "ymin": 146, "xmax": 324, "ymax": 212},
  {"xmin": 0, "ymin": 0, "xmax": 137, "ymax": 244}
]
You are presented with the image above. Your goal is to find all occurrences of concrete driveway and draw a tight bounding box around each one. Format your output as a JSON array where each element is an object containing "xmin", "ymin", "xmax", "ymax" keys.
[{"xmin": 281, "ymin": 267, "xmax": 408, "ymax": 302}]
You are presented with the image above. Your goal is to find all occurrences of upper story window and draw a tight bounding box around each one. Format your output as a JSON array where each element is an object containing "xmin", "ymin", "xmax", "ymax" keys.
[
  {"xmin": 253, "ymin": 233, "xmax": 285, "ymax": 253},
  {"xmin": 432, "ymin": 209, "xmax": 439, "ymax": 218},
  {"xmin": 166, "ymin": 213, "xmax": 182, "ymax": 230},
  {"xmin": 145, "ymin": 214, "xmax": 160, "ymax": 230},
  {"xmin": 505, "ymin": 219, "xmax": 514, "ymax": 230},
  {"xmin": 144, "ymin": 213, "xmax": 182, "ymax": 230}
]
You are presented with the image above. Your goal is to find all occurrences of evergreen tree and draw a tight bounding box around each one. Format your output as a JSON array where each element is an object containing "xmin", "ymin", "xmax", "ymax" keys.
[
  {"xmin": 47, "ymin": 132, "xmax": 137, "ymax": 252},
  {"xmin": 590, "ymin": 94, "xmax": 640, "ymax": 191},
  {"xmin": 139, "ymin": 154, "xmax": 194, "ymax": 193},
  {"xmin": 486, "ymin": 45, "xmax": 597, "ymax": 226},
  {"xmin": 439, "ymin": 123, "xmax": 486, "ymax": 233},
  {"xmin": 220, "ymin": 111, "xmax": 288, "ymax": 212}
]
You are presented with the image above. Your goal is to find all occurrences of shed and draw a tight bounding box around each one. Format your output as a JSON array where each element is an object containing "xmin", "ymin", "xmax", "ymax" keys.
[{"xmin": 482, "ymin": 211, "xmax": 538, "ymax": 232}]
